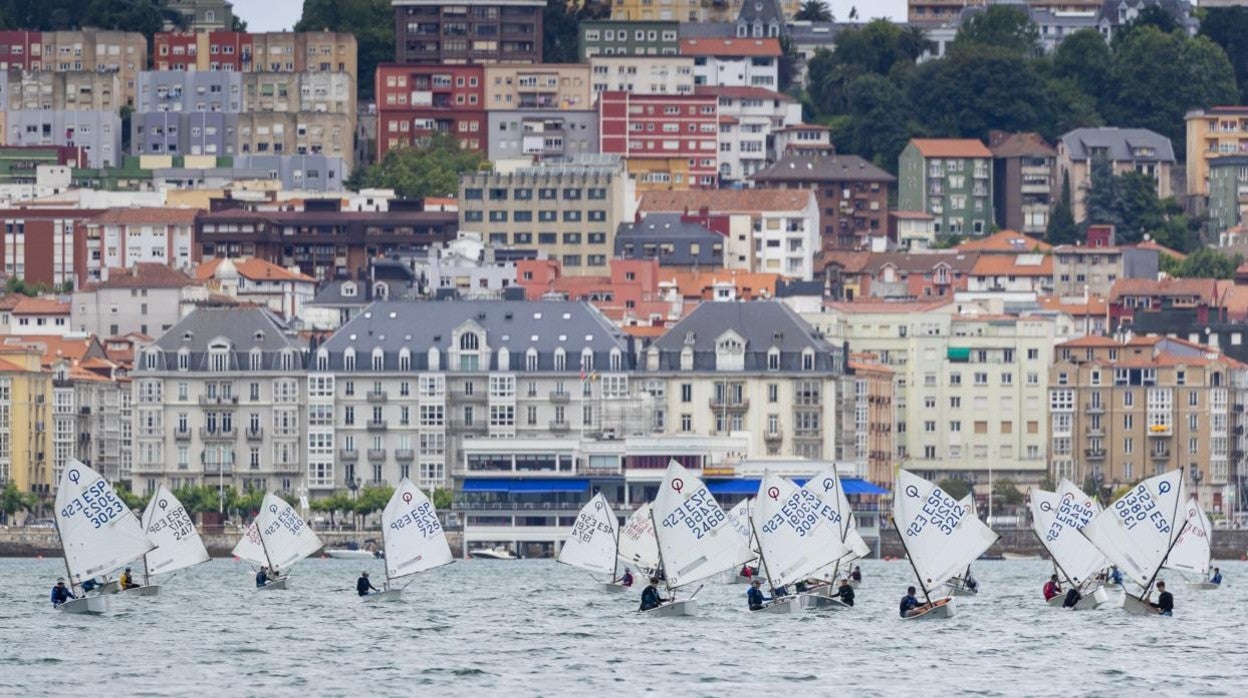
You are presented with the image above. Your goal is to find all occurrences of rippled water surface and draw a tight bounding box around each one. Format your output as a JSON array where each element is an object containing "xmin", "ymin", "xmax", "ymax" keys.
[{"xmin": 2, "ymin": 556, "xmax": 1244, "ymax": 696}]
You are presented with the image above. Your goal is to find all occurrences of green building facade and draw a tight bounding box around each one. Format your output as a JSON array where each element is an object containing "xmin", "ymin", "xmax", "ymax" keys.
[
  {"xmin": 898, "ymin": 139, "xmax": 995, "ymax": 238},
  {"xmin": 1207, "ymin": 156, "xmax": 1248, "ymax": 236},
  {"xmin": 579, "ymin": 21, "xmax": 680, "ymax": 62}
]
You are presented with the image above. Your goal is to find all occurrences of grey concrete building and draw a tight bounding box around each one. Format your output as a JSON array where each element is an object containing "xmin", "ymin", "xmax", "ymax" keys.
[
  {"xmin": 133, "ymin": 111, "xmax": 239, "ymax": 157},
  {"xmin": 136, "ymin": 70, "xmax": 243, "ymax": 114},
  {"xmin": 160, "ymin": 0, "xmax": 235, "ymax": 31},
  {"xmin": 1208, "ymin": 156, "xmax": 1248, "ymax": 235},
  {"xmin": 615, "ymin": 213, "xmax": 724, "ymax": 269},
  {"xmin": 486, "ymin": 110, "xmax": 599, "ymax": 162},
  {"xmin": 71, "ymin": 263, "xmax": 196, "ymax": 339},
  {"xmin": 242, "ymin": 71, "xmax": 356, "ymax": 115},
  {"xmin": 132, "ymin": 306, "xmax": 308, "ymax": 497},
  {"xmin": 0, "ymin": 69, "xmax": 124, "ymax": 112},
  {"xmin": 5, "ymin": 110, "xmax": 121, "ymax": 167}
]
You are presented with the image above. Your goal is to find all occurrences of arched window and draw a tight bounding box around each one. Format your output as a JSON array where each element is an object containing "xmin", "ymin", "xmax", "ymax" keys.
[
  {"xmin": 371, "ymin": 347, "xmax": 384, "ymax": 371},
  {"xmin": 427, "ymin": 347, "xmax": 441, "ymax": 371},
  {"xmin": 802, "ymin": 348, "xmax": 815, "ymax": 371},
  {"xmin": 525, "ymin": 348, "xmax": 539, "ymax": 371},
  {"xmin": 767, "ymin": 347, "xmax": 781, "ymax": 371},
  {"xmin": 281, "ymin": 350, "xmax": 294, "ymax": 372},
  {"xmin": 344, "ymin": 348, "xmax": 356, "ymax": 371},
  {"xmin": 460, "ymin": 332, "xmax": 480, "ymax": 351},
  {"xmin": 554, "ymin": 348, "xmax": 567, "ymax": 372},
  {"xmin": 497, "ymin": 347, "xmax": 510, "ymax": 371},
  {"xmin": 609, "ymin": 348, "xmax": 622, "ymax": 372},
  {"xmin": 249, "ymin": 348, "xmax": 262, "ymax": 371},
  {"xmin": 373, "ymin": 282, "xmax": 388, "ymax": 299},
  {"xmin": 176, "ymin": 348, "xmax": 189, "ymax": 371},
  {"xmin": 150, "ymin": 350, "xmax": 163, "ymax": 371},
  {"xmin": 316, "ymin": 348, "xmax": 329, "ymax": 371},
  {"xmin": 581, "ymin": 348, "xmax": 594, "ymax": 373},
  {"xmin": 398, "ymin": 348, "xmax": 411, "ymax": 372}
]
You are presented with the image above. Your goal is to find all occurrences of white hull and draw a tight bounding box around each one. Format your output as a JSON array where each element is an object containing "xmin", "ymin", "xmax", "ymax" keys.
[
  {"xmin": 257, "ymin": 578, "xmax": 288, "ymax": 591},
  {"xmin": 847, "ymin": 579, "xmax": 860, "ymax": 589},
  {"xmin": 643, "ymin": 599, "xmax": 697, "ymax": 617},
  {"xmin": 57, "ymin": 595, "xmax": 111, "ymax": 615},
  {"xmin": 727, "ymin": 575, "xmax": 752, "ymax": 585},
  {"xmin": 362, "ymin": 589, "xmax": 404, "ymax": 603},
  {"xmin": 1121, "ymin": 594, "xmax": 1162, "ymax": 616},
  {"xmin": 1074, "ymin": 586, "xmax": 1110, "ymax": 610},
  {"xmin": 325, "ymin": 549, "xmax": 377, "ymax": 560},
  {"xmin": 902, "ymin": 597, "xmax": 955, "ymax": 621},
  {"xmin": 755, "ymin": 597, "xmax": 802, "ymax": 614},
  {"xmin": 118, "ymin": 584, "xmax": 161, "ymax": 597},
  {"xmin": 468, "ymin": 549, "xmax": 517, "ymax": 560},
  {"xmin": 99, "ymin": 580, "xmax": 120, "ymax": 595},
  {"xmin": 1002, "ymin": 552, "xmax": 1041, "ymax": 561},
  {"xmin": 599, "ymin": 582, "xmax": 629, "ymax": 593},
  {"xmin": 945, "ymin": 580, "xmax": 978, "ymax": 597},
  {"xmin": 799, "ymin": 593, "xmax": 850, "ymax": 611},
  {"xmin": 1046, "ymin": 595, "xmax": 1065, "ymax": 607},
  {"xmin": 1189, "ymin": 582, "xmax": 1220, "ymax": 590}
]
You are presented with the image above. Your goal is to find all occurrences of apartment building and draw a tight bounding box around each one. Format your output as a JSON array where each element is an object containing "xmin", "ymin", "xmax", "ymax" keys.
[
  {"xmin": 0, "ymin": 207, "xmax": 104, "ymax": 287},
  {"xmin": 40, "ymin": 29, "xmax": 148, "ymax": 106},
  {"xmin": 1050, "ymin": 243, "xmax": 1159, "ymax": 298},
  {"xmin": 637, "ymin": 188, "xmax": 820, "ymax": 280},
  {"xmin": 242, "ymin": 72, "xmax": 355, "ymax": 114},
  {"xmin": 234, "ymin": 112, "xmax": 355, "ymax": 170},
  {"xmin": 611, "ymin": 0, "xmax": 742, "ymax": 21},
  {"xmin": 1184, "ymin": 107, "xmax": 1248, "ymax": 198},
  {"xmin": 908, "ymin": 0, "xmax": 986, "ymax": 25},
  {"xmin": 597, "ymin": 91, "xmax": 719, "ymax": 190},
  {"xmin": 1207, "ymin": 155, "xmax": 1248, "ymax": 234},
  {"xmin": 898, "ymin": 138, "xmax": 995, "ymax": 238},
  {"xmin": 393, "ymin": 0, "xmax": 544, "ymax": 65},
  {"xmin": 846, "ymin": 352, "xmax": 895, "ymax": 487},
  {"xmin": 1056, "ymin": 127, "xmax": 1175, "ymax": 223},
  {"xmin": 989, "ymin": 131, "xmax": 1056, "ymax": 236},
  {"xmin": 0, "ymin": 346, "xmax": 52, "ymax": 494},
  {"xmin": 153, "ymin": 31, "xmax": 357, "ymax": 76},
  {"xmin": 679, "ymin": 38, "xmax": 781, "ymax": 89},
  {"xmin": 483, "ymin": 64, "xmax": 591, "ymax": 111},
  {"xmin": 5, "ymin": 110, "xmax": 121, "ymax": 168},
  {"xmin": 589, "ymin": 57, "xmax": 695, "ymax": 101},
  {"xmin": 195, "ymin": 257, "xmax": 317, "ymax": 320},
  {"xmin": 579, "ymin": 21, "xmax": 680, "ymax": 61},
  {"xmin": 486, "ymin": 110, "xmax": 599, "ymax": 162},
  {"xmin": 751, "ymin": 154, "xmax": 895, "ymax": 253},
  {"xmin": 1108, "ymin": 277, "xmax": 1221, "ymax": 330},
  {"xmin": 698, "ymin": 86, "xmax": 801, "ymax": 183},
  {"xmin": 375, "ymin": 64, "xmax": 486, "ymax": 158},
  {"xmin": 77, "ymin": 208, "xmax": 199, "ymax": 285},
  {"xmin": 458, "ymin": 156, "xmax": 633, "ymax": 274},
  {"xmin": 0, "ymin": 31, "xmax": 43, "ymax": 71},
  {"xmin": 196, "ymin": 199, "xmax": 458, "ymax": 281},
  {"xmin": 131, "ymin": 306, "xmax": 308, "ymax": 497},
  {"xmin": 160, "ymin": 0, "xmax": 235, "ymax": 31},
  {"xmin": 614, "ymin": 213, "xmax": 725, "ymax": 270},
  {"xmin": 71, "ymin": 263, "xmax": 195, "ymax": 338},
  {"xmin": 0, "ymin": 70, "xmax": 122, "ymax": 112},
  {"xmin": 136, "ymin": 70, "xmax": 243, "ymax": 113},
  {"xmin": 1050, "ymin": 335, "xmax": 1248, "ymax": 512}
]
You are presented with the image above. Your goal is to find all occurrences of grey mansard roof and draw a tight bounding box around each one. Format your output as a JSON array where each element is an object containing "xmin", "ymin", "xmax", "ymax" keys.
[
  {"xmin": 144, "ymin": 306, "xmax": 307, "ymax": 371},
  {"xmin": 1058, "ymin": 127, "xmax": 1176, "ymax": 163},
  {"xmin": 317, "ymin": 300, "xmax": 633, "ymax": 372},
  {"xmin": 650, "ymin": 301, "xmax": 844, "ymax": 372}
]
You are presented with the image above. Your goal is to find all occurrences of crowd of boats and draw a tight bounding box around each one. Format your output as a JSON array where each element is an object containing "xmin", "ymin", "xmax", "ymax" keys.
[{"xmin": 46, "ymin": 457, "xmax": 1217, "ymax": 619}]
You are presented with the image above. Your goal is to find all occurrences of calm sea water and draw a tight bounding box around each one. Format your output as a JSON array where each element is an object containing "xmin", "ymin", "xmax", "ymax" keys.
[{"xmin": 1, "ymin": 556, "xmax": 1244, "ymax": 696}]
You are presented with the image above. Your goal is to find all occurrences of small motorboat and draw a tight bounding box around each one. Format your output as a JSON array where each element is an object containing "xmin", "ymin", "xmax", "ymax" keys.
[
  {"xmin": 1002, "ymin": 552, "xmax": 1041, "ymax": 561},
  {"xmin": 325, "ymin": 549, "xmax": 380, "ymax": 560},
  {"xmin": 468, "ymin": 547, "xmax": 517, "ymax": 560}
]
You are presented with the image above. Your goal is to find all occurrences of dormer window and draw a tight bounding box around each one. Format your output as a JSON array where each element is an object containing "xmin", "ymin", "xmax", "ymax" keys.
[
  {"xmin": 208, "ymin": 341, "xmax": 229, "ymax": 372},
  {"xmin": 176, "ymin": 348, "xmax": 188, "ymax": 371},
  {"xmin": 341, "ymin": 281, "xmax": 357, "ymax": 298},
  {"xmin": 802, "ymin": 349, "xmax": 815, "ymax": 371},
  {"xmin": 249, "ymin": 348, "xmax": 262, "ymax": 371},
  {"xmin": 316, "ymin": 348, "xmax": 329, "ymax": 371},
  {"xmin": 398, "ymin": 348, "xmax": 411, "ymax": 371},
  {"xmin": 610, "ymin": 348, "xmax": 623, "ymax": 372},
  {"xmin": 373, "ymin": 282, "xmax": 388, "ymax": 299},
  {"xmin": 371, "ymin": 347, "xmax": 384, "ymax": 371},
  {"xmin": 281, "ymin": 350, "xmax": 294, "ymax": 372},
  {"xmin": 554, "ymin": 348, "xmax": 567, "ymax": 372},
  {"xmin": 344, "ymin": 348, "xmax": 356, "ymax": 371},
  {"xmin": 497, "ymin": 347, "xmax": 510, "ymax": 371},
  {"xmin": 581, "ymin": 348, "xmax": 594, "ymax": 373},
  {"xmin": 526, "ymin": 348, "xmax": 539, "ymax": 371},
  {"xmin": 767, "ymin": 347, "xmax": 781, "ymax": 371}
]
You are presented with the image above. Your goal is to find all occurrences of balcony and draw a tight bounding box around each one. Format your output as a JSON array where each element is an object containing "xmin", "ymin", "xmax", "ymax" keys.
[
  {"xmin": 1085, "ymin": 427, "xmax": 1104, "ymax": 437},
  {"xmin": 549, "ymin": 420, "xmax": 570, "ymax": 433},
  {"xmin": 549, "ymin": 391, "xmax": 571, "ymax": 404},
  {"xmin": 709, "ymin": 398, "xmax": 750, "ymax": 411},
  {"xmin": 1084, "ymin": 448, "xmax": 1106, "ymax": 459},
  {"xmin": 1085, "ymin": 403, "xmax": 1104, "ymax": 414},
  {"xmin": 764, "ymin": 429, "xmax": 782, "ymax": 443},
  {"xmin": 367, "ymin": 448, "xmax": 387, "ymax": 461},
  {"xmin": 451, "ymin": 390, "xmax": 488, "ymax": 403},
  {"xmin": 1147, "ymin": 424, "xmax": 1172, "ymax": 437},
  {"xmin": 367, "ymin": 391, "xmax": 388, "ymax": 403},
  {"xmin": 395, "ymin": 448, "xmax": 415, "ymax": 462},
  {"xmin": 202, "ymin": 464, "xmax": 234, "ymax": 475},
  {"xmin": 174, "ymin": 427, "xmax": 192, "ymax": 441},
  {"xmin": 339, "ymin": 448, "xmax": 358, "ymax": 461},
  {"xmin": 367, "ymin": 420, "xmax": 388, "ymax": 431},
  {"xmin": 199, "ymin": 395, "xmax": 239, "ymax": 406},
  {"xmin": 199, "ymin": 427, "xmax": 236, "ymax": 440},
  {"xmin": 246, "ymin": 427, "xmax": 264, "ymax": 442},
  {"xmin": 79, "ymin": 406, "xmax": 91, "ymax": 415},
  {"xmin": 1151, "ymin": 449, "xmax": 1171, "ymax": 460}
]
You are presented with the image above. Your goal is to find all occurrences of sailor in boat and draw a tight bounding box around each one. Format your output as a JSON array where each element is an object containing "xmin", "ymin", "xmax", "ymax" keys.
[
  {"xmin": 639, "ymin": 577, "xmax": 667, "ymax": 612},
  {"xmin": 747, "ymin": 579, "xmax": 771, "ymax": 611},
  {"xmin": 357, "ymin": 571, "xmax": 379, "ymax": 597},
  {"xmin": 1043, "ymin": 574, "xmax": 1062, "ymax": 602},
  {"xmin": 963, "ymin": 571, "xmax": 980, "ymax": 593},
  {"xmin": 50, "ymin": 579, "xmax": 76, "ymax": 608},
  {"xmin": 119, "ymin": 568, "xmax": 141, "ymax": 591},
  {"xmin": 739, "ymin": 563, "xmax": 755, "ymax": 581},
  {"xmin": 81, "ymin": 577, "xmax": 102, "ymax": 593},
  {"xmin": 255, "ymin": 567, "xmax": 270, "ymax": 588},
  {"xmin": 832, "ymin": 578, "xmax": 855, "ymax": 606},
  {"xmin": 1209, "ymin": 568, "xmax": 1223, "ymax": 586},
  {"xmin": 850, "ymin": 566, "xmax": 863, "ymax": 584},
  {"xmin": 1109, "ymin": 566, "xmax": 1123, "ymax": 585},
  {"xmin": 1061, "ymin": 587, "xmax": 1082, "ymax": 609},
  {"xmin": 899, "ymin": 586, "xmax": 923, "ymax": 618},
  {"xmin": 620, "ymin": 569, "xmax": 634, "ymax": 588},
  {"xmin": 1148, "ymin": 581, "xmax": 1175, "ymax": 616}
]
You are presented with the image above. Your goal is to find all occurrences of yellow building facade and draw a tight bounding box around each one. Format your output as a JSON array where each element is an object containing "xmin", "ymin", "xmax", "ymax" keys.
[{"xmin": 0, "ymin": 348, "xmax": 52, "ymax": 494}]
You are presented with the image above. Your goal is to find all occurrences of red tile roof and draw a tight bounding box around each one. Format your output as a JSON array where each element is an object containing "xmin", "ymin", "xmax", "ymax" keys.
[
  {"xmin": 196, "ymin": 258, "xmax": 316, "ymax": 283},
  {"xmin": 958, "ymin": 230, "xmax": 1051, "ymax": 253},
  {"xmin": 678, "ymin": 38, "xmax": 782, "ymax": 57},
  {"xmin": 694, "ymin": 86, "xmax": 794, "ymax": 102},
  {"xmin": 11, "ymin": 297, "xmax": 69, "ymax": 315},
  {"xmin": 83, "ymin": 263, "xmax": 196, "ymax": 290},
  {"xmin": 638, "ymin": 189, "xmax": 812, "ymax": 214},
  {"xmin": 87, "ymin": 207, "xmax": 200, "ymax": 226},
  {"xmin": 971, "ymin": 254, "xmax": 1053, "ymax": 277},
  {"xmin": 910, "ymin": 138, "xmax": 993, "ymax": 159},
  {"xmin": 1109, "ymin": 278, "xmax": 1219, "ymax": 303}
]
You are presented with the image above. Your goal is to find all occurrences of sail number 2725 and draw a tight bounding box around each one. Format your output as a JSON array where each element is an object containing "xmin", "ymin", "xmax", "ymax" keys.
[{"xmin": 60, "ymin": 479, "xmax": 125, "ymax": 529}]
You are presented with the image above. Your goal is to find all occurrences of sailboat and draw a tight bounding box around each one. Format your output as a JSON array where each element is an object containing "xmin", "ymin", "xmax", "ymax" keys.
[
  {"xmin": 1165, "ymin": 496, "xmax": 1216, "ymax": 590},
  {"xmin": 558, "ymin": 492, "xmax": 628, "ymax": 593},
  {"xmin": 231, "ymin": 492, "xmax": 323, "ymax": 590},
  {"xmin": 1028, "ymin": 478, "xmax": 1110, "ymax": 610},
  {"xmin": 365, "ymin": 478, "xmax": 453, "ymax": 602},
  {"xmin": 722, "ymin": 498, "xmax": 757, "ymax": 584},
  {"xmin": 803, "ymin": 468, "xmax": 871, "ymax": 592},
  {"xmin": 750, "ymin": 473, "xmax": 849, "ymax": 614},
  {"xmin": 892, "ymin": 469, "xmax": 1000, "ymax": 620},
  {"xmin": 121, "ymin": 484, "xmax": 212, "ymax": 597},
  {"xmin": 617, "ymin": 502, "xmax": 660, "ymax": 579},
  {"xmin": 52, "ymin": 459, "xmax": 155, "ymax": 614},
  {"xmin": 943, "ymin": 493, "xmax": 982, "ymax": 597},
  {"xmin": 646, "ymin": 460, "xmax": 753, "ymax": 616},
  {"xmin": 1080, "ymin": 467, "xmax": 1187, "ymax": 616}
]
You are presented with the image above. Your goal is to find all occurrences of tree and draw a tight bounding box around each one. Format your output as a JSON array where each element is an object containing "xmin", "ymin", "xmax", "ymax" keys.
[
  {"xmin": 951, "ymin": 5, "xmax": 1039, "ymax": 57},
  {"xmin": 348, "ymin": 133, "xmax": 490, "ymax": 199},
  {"xmin": 296, "ymin": 0, "xmax": 393, "ymax": 102},
  {"xmin": 1050, "ymin": 28, "xmax": 1113, "ymax": 117},
  {"xmin": 114, "ymin": 483, "xmax": 148, "ymax": 512},
  {"xmin": 844, "ymin": 73, "xmax": 911, "ymax": 172},
  {"xmin": 1112, "ymin": 3, "xmax": 1180, "ymax": 50},
  {"xmin": 794, "ymin": 0, "xmax": 833, "ymax": 22},
  {"xmin": 991, "ymin": 478, "xmax": 1024, "ymax": 507},
  {"xmin": 232, "ymin": 489, "xmax": 265, "ymax": 518},
  {"xmin": 1047, "ymin": 170, "xmax": 1078, "ymax": 245},
  {"xmin": 4, "ymin": 277, "xmax": 54, "ymax": 297},
  {"xmin": 896, "ymin": 26, "xmax": 934, "ymax": 63},
  {"xmin": 543, "ymin": 0, "xmax": 610, "ymax": 64},
  {"xmin": 230, "ymin": 15, "xmax": 248, "ymax": 32},
  {"xmin": 778, "ymin": 36, "xmax": 799, "ymax": 94},
  {"xmin": 1200, "ymin": 7, "xmax": 1248, "ymax": 101},
  {"xmin": 1, "ymin": 482, "xmax": 37, "ymax": 524},
  {"xmin": 938, "ymin": 478, "xmax": 972, "ymax": 501},
  {"xmin": 431, "ymin": 488, "xmax": 454, "ymax": 512},
  {"xmin": 1038, "ymin": 473, "xmax": 1056, "ymax": 492},
  {"xmin": 907, "ymin": 46, "xmax": 1047, "ymax": 142},
  {"xmin": 1161, "ymin": 248, "xmax": 1244, "ymax": 279},
  {"xmin": 352, "ymin": 485, "xmax": 394, "ymax": 525}
]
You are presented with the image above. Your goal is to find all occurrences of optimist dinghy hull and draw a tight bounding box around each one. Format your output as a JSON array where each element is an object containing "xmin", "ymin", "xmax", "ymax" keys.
[
  {"xmin": 258, "ymin": 578, "xmax": 289, "ymax": 591},
  {"xmin": 57, "ymin": 595, "xmax": 111, "ymax": 615},
  {"xmin": 1189, "ymin": 582, "xmax": 1219, "ymax": 590},
  {"xmin": 118, "ymin": 584, "xmax": 161, "ymax": 597},
  {"xmin": 902, "ymin": 597, "xmax": 955, "ymax": 621},
  {"xmin": 599, "ymin": 582, "xmax": 629, "ymax": 593},
  {"xmin": 800, "ymin": 593, "xmax": 851, "ymax": 611},
  {"xmin": 1121, "ymin": 594, "xmax": 1163, "ymax": 616},
  {"xmin": 363, "ymin": 589, "xmax": 404, "ymax": 603},
  {"xmin": 643, "ymin": 599, "xmax": 697, "ymax": 617}
]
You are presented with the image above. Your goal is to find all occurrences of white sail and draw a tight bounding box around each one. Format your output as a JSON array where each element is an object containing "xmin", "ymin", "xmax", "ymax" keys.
[
  {"xmin": 254, "ymin": 492, "xmax": 323, "ymax": 570},
  {"xmin": 382, "ymin": 478, "xmax": 453, "ymax": 581},
  {"xmin": 1165, "ymin": 497, "xmax": 1212, "ymax": 576},
  {"xmin": 754, "ymin": 473, "xmax": 849, "ymax": 589},
  {"xmin": 804, "ymin": 469, "xmax": 871, "ymax": 568},
  {"xmin": 617, "ymin": 502, "xmax": 660, "ymax": 575},
  {"xmin": 53, "ymin": 459, "xmax": 154, "ymax": 586},
  {"xmin": 557, "ymin": 492, "xmax": 619, "ymax": 576},
  {"xmin": 231, "ymin": 521, "xmax": 268, "ymax": 567},
  {"xmin": 1080, "ymin": 468, "xmax": 1186, "ymax": 589},
  {"xmin": 893, "ymin": 469, "xmax": 999, "ymax": 596},
  {"xmin": 652, "ymin": 460, "xmax": 754, "ymax": 589},
  {"xmin": 1029, "ymin": 479, "xmax": 1107, "ymax": 586},
  {"xmin": 141, "ymin": 484, "xmax": 210, "ymax": 576},
  {"xmin": 725, "ymin": 498, "xmax": 754, "ymax": 554}
]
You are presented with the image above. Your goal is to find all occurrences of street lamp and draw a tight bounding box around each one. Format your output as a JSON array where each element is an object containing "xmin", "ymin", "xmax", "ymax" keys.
[
  {"xmin": 346, "ymin": 471, "xmax": 361, "ymax": 531},
  {"xmin": 1190, "ymin": 464, "xmax": 1203, "ymax": 505}
]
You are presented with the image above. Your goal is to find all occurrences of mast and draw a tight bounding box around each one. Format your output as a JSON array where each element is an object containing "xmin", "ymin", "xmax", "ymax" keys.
[
  {"xmin": 1032, "ymin": 526, "xmax": 1076, "ymax": 588},
  {"xmin": 748, "ymin": 510, "xmax": 780, "ymax": 600},
  {"xmin": 649, "ymin": 505, "xmax": 672, "ymax": 597},
  {"xmin": 611, "ymin": 511, "xmax": 621, "ymax": 584},
  {"xmin": 256, "ymin": 520, "xmax": 275, "ymax": 572},
  {"xmin": 52, "ymin": 508, "xmax": 78, "ymax": 595},
  {"xmin": 381, "ymin": 514, "xmax": 391, "ymax": 590},
  {"xmin": 1139, "ymin": 467, "xmax": 1186, "ymax": 601},
  {"xmin": 891, "ymin": 516, "xmax": 932, "ymax": 606}
]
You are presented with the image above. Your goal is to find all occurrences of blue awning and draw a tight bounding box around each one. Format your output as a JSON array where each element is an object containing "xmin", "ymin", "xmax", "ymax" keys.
[
  {"xmin": 705, "ymin": 478, "xmax": 888, "ymax": 496},
  {"xmin": 461, "ymin": 478, "xmax": 590, "ymax": 493}
]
